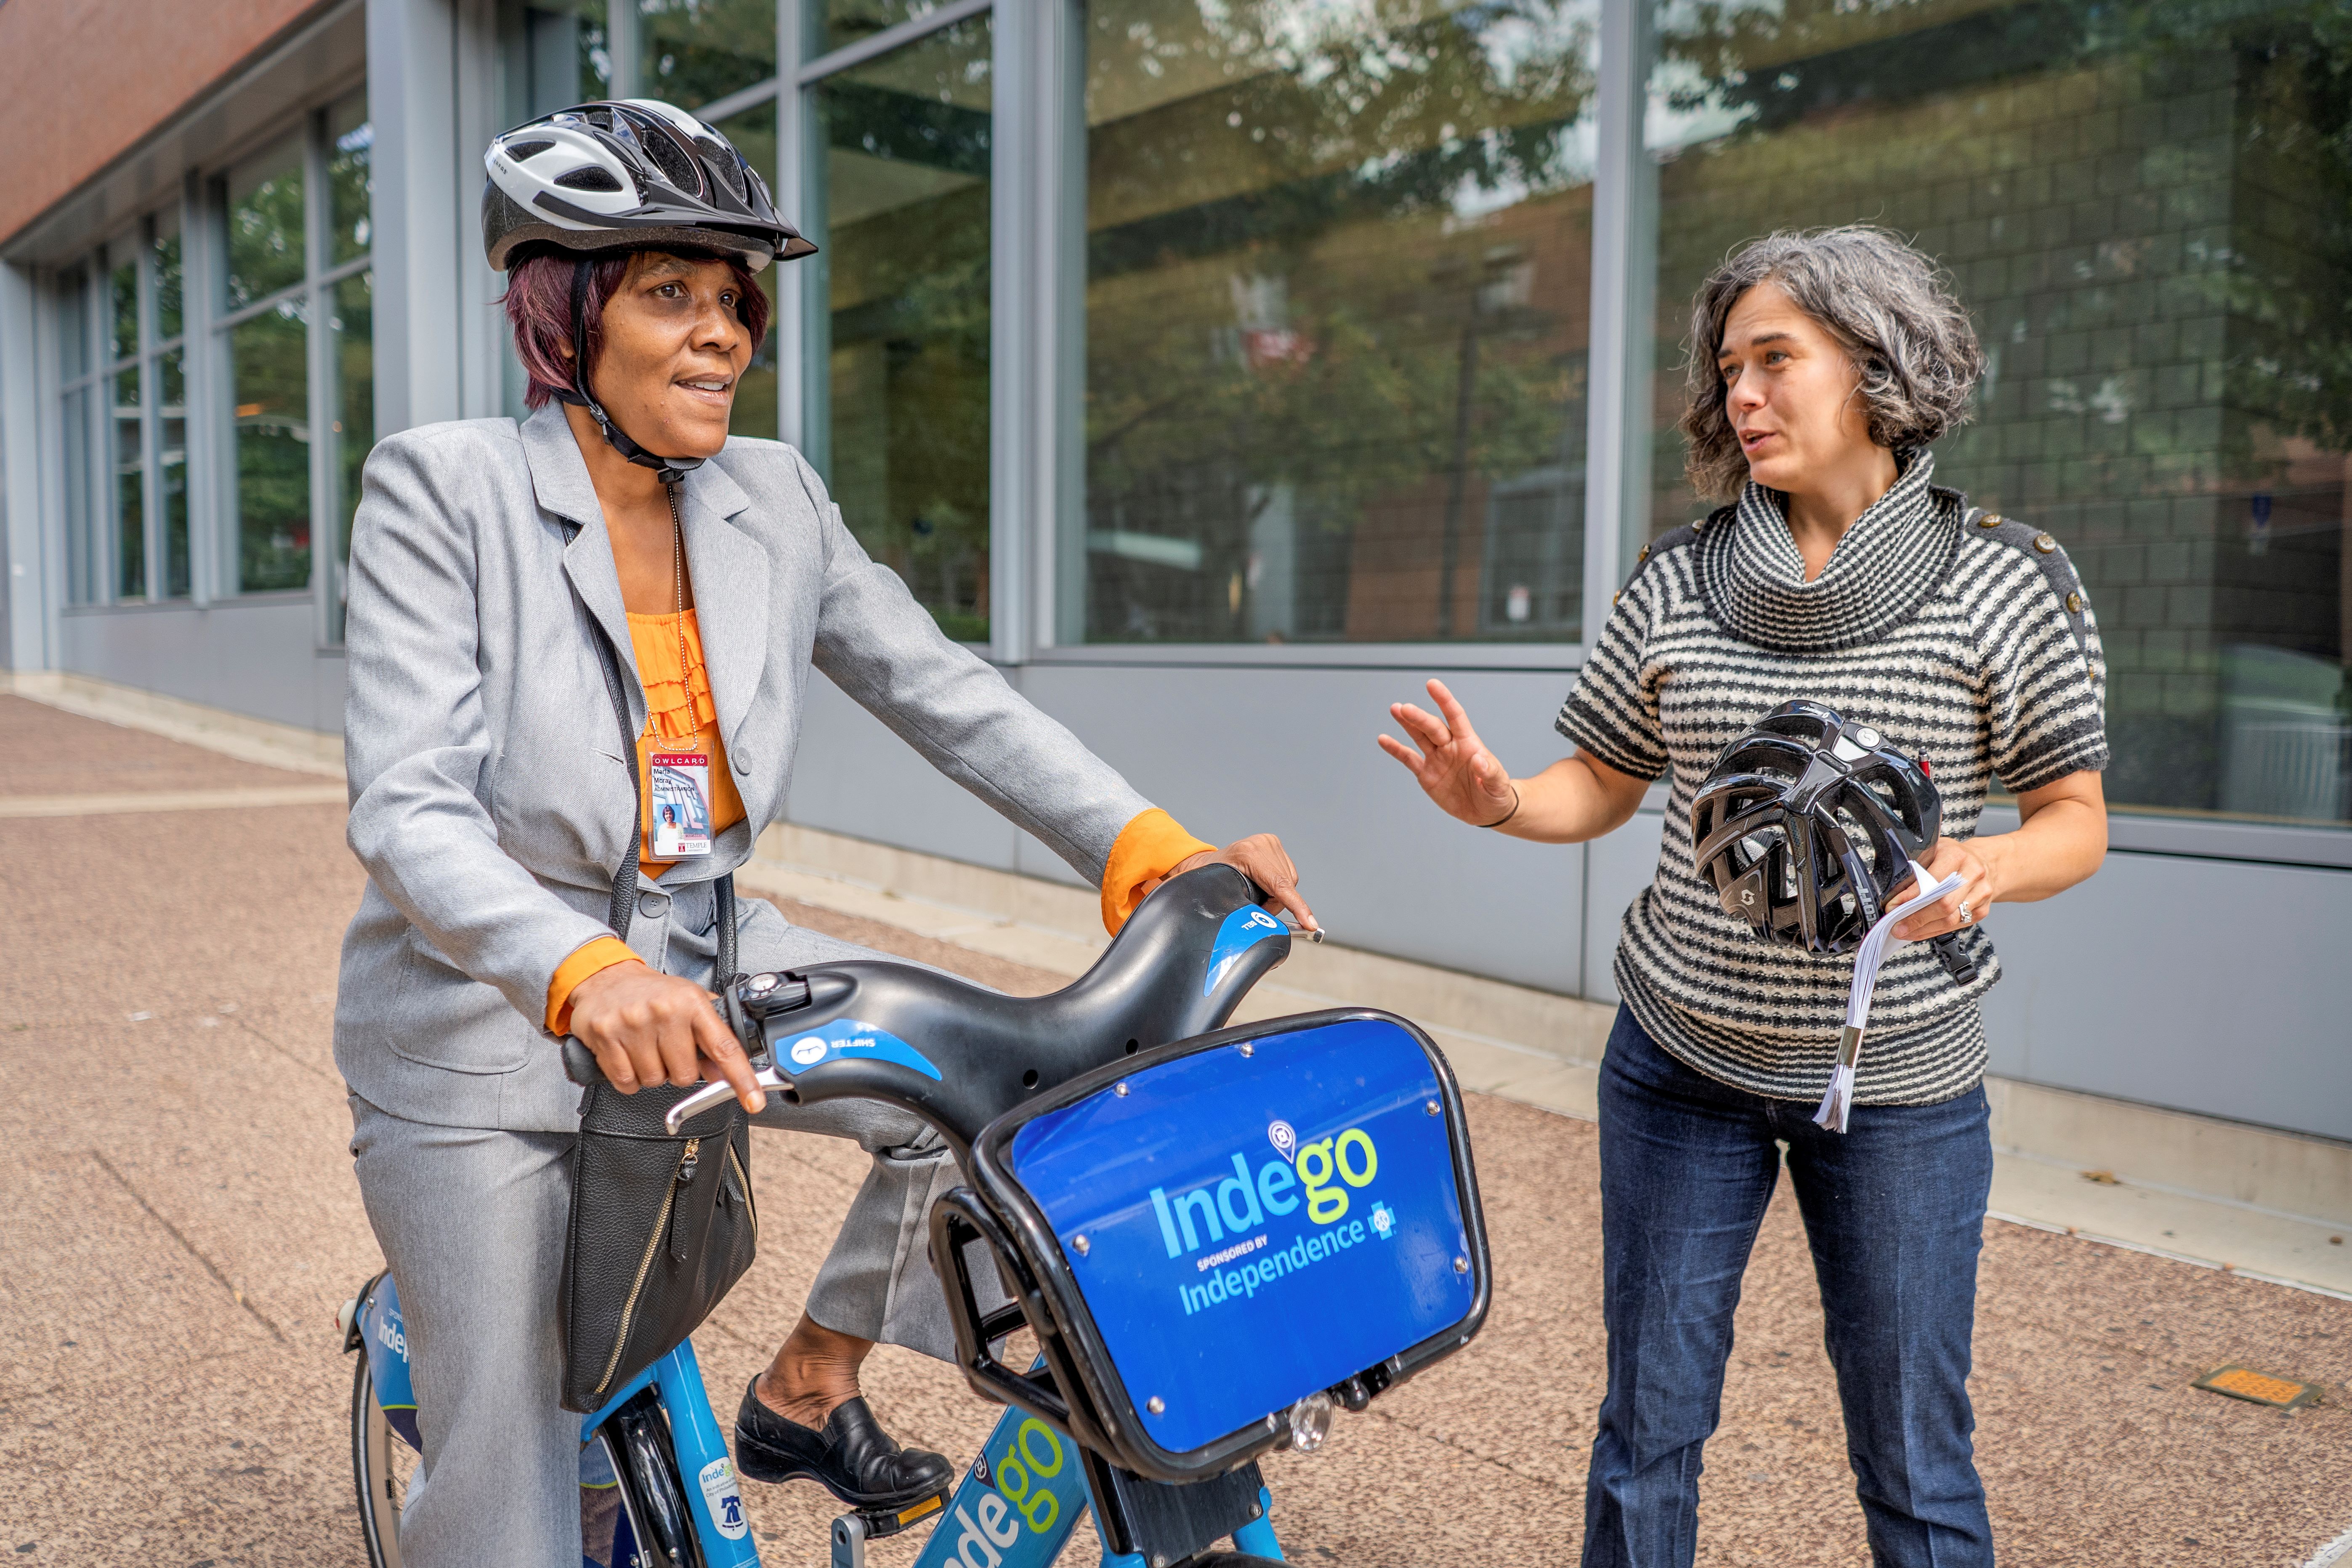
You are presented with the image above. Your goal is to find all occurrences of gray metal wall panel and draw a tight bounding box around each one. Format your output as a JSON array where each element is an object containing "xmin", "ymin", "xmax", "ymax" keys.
[
  {"xmin": 787, "ymin": 668, "xmax": 1026, "ymax": 872},
  {"xmin": 58, "ymin": 600, "xmax": 330, "ymax": 729},
  {"xmin": 1978, "ymin": 853, "xmax": 2352, "ymax": 1142},
  {"xmin": 817, "ymin": 662, "xmax": 1589, "ymax": 992}
]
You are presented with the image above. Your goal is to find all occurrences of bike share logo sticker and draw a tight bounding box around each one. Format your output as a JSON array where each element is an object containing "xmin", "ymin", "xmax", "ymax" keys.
[
  {"xmin": 697, "ymin": 1456, "xmax": 749, "ymax": 1540},
  {"xmin": 1145, "ymin": 1117, "xmax": 1388, "ymax": 1315},
  {"xmin": 1267, "ymin": 1119, "xmax": 1297, "ymax": 1164},
  {"xmin": 780, "ymin": 1018, "xmax": 943, "ymax": 1081},
  {"xmin": 1204, "ymin": 906, "xmax": 1287, "ymax": 996}
]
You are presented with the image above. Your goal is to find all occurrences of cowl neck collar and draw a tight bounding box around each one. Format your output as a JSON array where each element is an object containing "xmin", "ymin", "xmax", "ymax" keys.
[{"xmin": 1694, "ymin": 449, "xmax": 1961, "ymax": 654}]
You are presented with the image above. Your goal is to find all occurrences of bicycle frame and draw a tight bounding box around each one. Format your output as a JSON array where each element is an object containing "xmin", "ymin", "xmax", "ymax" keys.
[{"xmin": 351, "ymin": 1273, "xmax": 1280, "ymax": 1568}]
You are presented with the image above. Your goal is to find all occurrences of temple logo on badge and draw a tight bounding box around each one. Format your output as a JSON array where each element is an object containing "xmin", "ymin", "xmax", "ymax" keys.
[
  {"xmin": 1267, "ymin": 1119, "xmax": 1297, "ymax": 1164},
  {"xmin": 1369, "ymin": 1201, "xmax": 1397, "ymax": 1240}
]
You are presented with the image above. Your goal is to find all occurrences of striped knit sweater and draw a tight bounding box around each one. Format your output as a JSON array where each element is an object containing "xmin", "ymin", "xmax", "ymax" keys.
[{"xmin": 1557, "ymin": 451, "xmax": 2109, "ymax": 1106}]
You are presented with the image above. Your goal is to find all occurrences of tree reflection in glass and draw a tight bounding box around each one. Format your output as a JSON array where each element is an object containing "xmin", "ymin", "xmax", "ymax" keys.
[
  {"xmin": 808, "ymin": 15, "xmax": 992, "ymax": 643},
  {"xmin": 1078, "ymin": 0, "xmax": 1601, "ymax": 645},
  {"xmin": 1642, "ymin": 0, "xmax": 2352, "ymax": 822}
]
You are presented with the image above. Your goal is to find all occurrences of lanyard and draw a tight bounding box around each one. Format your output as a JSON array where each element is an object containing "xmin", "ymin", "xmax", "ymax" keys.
[{"xmin": 1813, "ymin": 860, "xmax": 1966, "ymax": 1133}]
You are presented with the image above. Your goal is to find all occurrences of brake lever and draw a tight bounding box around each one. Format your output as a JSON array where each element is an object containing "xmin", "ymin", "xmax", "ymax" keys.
[{"xmin": 664, "ymin": 1066, "xmax": 792, "ymax": 1135}]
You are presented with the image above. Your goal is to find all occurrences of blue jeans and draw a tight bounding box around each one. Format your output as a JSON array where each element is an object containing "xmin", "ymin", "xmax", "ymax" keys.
[{"xmin": 1582, "ymin": 1007, "xmax": 1995, "ymax": 1568}]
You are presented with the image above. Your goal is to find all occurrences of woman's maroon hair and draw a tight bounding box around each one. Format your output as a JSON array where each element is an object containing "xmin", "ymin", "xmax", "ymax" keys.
[{"xmin": 502, "ymin": 246, "xmax": 771, "ymax": 410}]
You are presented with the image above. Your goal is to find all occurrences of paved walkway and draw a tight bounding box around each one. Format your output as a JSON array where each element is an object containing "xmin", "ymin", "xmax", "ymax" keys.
[{"xmin": 2, "ymin": 694, "xmax": 2347, "ymax": 1567}]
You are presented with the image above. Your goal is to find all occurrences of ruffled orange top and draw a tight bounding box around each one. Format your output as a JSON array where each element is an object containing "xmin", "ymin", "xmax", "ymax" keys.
[{"xmin": 542, "ymin": 610, "xmax": 1215, "ymax": 1035}]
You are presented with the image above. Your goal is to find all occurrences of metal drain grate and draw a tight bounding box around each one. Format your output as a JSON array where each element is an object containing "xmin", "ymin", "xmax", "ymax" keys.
[{"xmin": 2193, "ymin": 1363, "xmax": 2324, "ymax": 1409}]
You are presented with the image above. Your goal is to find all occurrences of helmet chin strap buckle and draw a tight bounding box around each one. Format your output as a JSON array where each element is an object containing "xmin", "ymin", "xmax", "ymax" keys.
[{"xmin": 561, "ymin": 258, "xmax": 706, "ymax": 489}]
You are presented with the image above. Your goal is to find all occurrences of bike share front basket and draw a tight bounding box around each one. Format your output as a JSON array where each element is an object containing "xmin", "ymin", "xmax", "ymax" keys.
[{"xmin": 932, "ymin": 1008, "xmax": 1490, "ymax": 1483}]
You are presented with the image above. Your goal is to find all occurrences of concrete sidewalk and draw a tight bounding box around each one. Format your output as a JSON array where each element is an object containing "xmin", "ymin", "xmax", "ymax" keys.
[{"xmin": 2, "ymin": 693, "xmax": 2348, "ymax": 1567}]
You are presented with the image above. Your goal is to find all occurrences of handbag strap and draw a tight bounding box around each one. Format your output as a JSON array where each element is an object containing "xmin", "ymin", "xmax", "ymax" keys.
[{"xmin": 577, "ymin": 536, "xmax": 739, "ymax": 969}]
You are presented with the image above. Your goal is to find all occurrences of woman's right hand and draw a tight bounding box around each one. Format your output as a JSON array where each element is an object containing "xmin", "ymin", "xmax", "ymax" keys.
[
  {"xmin": 567, "ymin": 960, "xmax": 767, "ymax": 1113},
  {"xmin": 1378, "ymin": 678, "xmax": 1521, "ymax": 828}
]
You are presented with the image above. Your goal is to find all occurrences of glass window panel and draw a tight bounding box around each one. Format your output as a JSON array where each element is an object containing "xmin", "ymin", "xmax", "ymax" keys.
[
  {"xmin": 501, "ymin": 0, "xmax": 612, "ymax": 120},
  {"xmin": 160, "ymin": 349, "xmax": 189, "ymax": 599},
  {"xmin": 637, "ymin": 0, "xmax": 776, "ymax": 111},
  {"xmin": 808, "ymin": 14, "xmax": 993, "ymax": 642},
  {"xmin": 62, "ymin": 385, "xmax": 96, "ymax": 604},
  {"xmin": 811, "ymin": 0, "xmax": 955, "ymax": 62},
  {"xmin": 113, "ymin": 367, "xmax": 144, "ymax": 600},
  {"xmin": 1074, "ymin": 0, "xmax": 1601, "ymax": 646},
  {"xmin": 109, "ymin": 249, "xmax": 139, "ymax": 364},
  {"xmin": 329, "ymin": 271, "xmax": 376, "ymax": 641},
  {"xmin": 716, "ymin": 101, "xmax": 777, "ymax": 441},
  {"xmin": 226, "ymin": 137, "xmax": 307, "ymax": 309},
  {"xmin": 329, "ymin": 95, "xmax": 374, "ymax": 267},
  {"xmin": 153, "ymin": 219, "xmax": 184, "ymax": 342},
  {"xmin": 58, "ymin": 263, "xmax": 90, "ymax": 383},
  {"xmin": 229, "ymin": 301, "xmax": 313, "ymax": 593},
  {"xmin": 1642, "ymin": 0, "xmax": 2350, "ymax": 827}
]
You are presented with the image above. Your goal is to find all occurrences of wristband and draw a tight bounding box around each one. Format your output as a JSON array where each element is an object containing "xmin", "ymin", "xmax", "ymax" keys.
[{"xmin": 1478, "ymin": 783, "xmax": 1522, "ymax": 830}]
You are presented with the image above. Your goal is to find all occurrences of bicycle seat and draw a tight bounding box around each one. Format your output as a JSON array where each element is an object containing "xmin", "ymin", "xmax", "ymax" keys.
[{"xmin": 569, "ymin": 864, "xmax": 1299, "ymax": 1156}]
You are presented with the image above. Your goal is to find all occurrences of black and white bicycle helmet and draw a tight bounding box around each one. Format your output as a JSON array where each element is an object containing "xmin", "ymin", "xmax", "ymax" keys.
[
  {"xmin": 480, "ymin": 100, "xmax": 813, "ymax": 483},
  {"xmin": 482, "ymin": 99, "xmax": 813, "ymax": 272},
  {"xmin": 1690, "ymin": 700, "xmax": 1954, "ymax": 959}
]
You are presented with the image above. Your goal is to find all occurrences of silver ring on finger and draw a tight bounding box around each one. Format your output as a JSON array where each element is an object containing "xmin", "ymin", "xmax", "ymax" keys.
[{"xmin": 1957, "ymin": 904, "xmax": 1972, "ymax": 924}]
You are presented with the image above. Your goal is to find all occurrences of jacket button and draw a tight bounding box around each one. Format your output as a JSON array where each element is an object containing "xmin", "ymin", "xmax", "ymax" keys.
[
  {"xmin": 2065, "ymin": 590, "xmax": 2084, "ymax": 613},
  {"xmin": 638, "ymin": 890, "xmax": 668, "ymax": 916},
  {"xmin": 1637, "ymin": 544, "xmax": 1650, "ymax": 561},
  {"xmin": 733, "ymin": 754, "xmax": 751, "ymax": 775},
  {"xmin": 2033, "ymin": 532, "xmax": 2057, "ymax": 553},
  {"xmin": 1976, "ymin": 513, "xmax": 2004, "ymax": 529}
]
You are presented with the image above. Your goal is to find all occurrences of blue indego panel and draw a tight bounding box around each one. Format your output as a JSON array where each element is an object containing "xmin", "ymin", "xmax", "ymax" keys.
[{"xmin": 1005, "ymin": 1016, "xmax": 1474, "ymax": 1454}]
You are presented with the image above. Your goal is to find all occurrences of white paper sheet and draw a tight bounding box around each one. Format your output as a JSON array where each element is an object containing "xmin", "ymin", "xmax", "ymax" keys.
[{"xmin": 1813, "ymin": 860, "xmax": 1966, "ymax": 1133}]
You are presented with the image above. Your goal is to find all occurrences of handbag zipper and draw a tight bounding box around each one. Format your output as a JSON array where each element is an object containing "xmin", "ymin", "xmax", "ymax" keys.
[
  {"xmin": 726, "ymin": 1142, "xmax": 757, "ymax": 1243},
  {"xmin": 593, "ymin": 1135, "xmax": 700, "ymax": 1400}
]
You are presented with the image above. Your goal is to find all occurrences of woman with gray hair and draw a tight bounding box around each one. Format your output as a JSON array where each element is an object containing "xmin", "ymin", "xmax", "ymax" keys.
[{"xmin": 1379, "ymin": 226, "xmax": 2110, "ymax": 1565}]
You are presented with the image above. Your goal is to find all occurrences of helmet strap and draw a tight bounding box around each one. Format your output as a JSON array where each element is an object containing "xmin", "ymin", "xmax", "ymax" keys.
[{"xmin": 554, "ymin": 256, "xmax": 704, "ymax": 488}]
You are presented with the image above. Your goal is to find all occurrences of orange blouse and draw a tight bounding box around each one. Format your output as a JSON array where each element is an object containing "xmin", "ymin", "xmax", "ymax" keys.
[{"xmin": 542, "ymin": 614, "xmax": 1217, "ymax": 1034}]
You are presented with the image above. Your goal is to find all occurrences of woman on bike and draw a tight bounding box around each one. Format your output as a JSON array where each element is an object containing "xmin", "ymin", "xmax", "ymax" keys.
[
  {"xmin": 338, "ymin": 99, "xmax": 1314, "ymax": 1567},
  {"xmin": 1379, "ymin": 226, "xmax": 2107, "ymax": 1567}
]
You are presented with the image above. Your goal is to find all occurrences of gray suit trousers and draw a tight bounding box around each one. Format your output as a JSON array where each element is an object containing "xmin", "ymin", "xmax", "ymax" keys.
[{"xmin": 349, "ymin": 888, "xmax": 976, "ymax": 1568}]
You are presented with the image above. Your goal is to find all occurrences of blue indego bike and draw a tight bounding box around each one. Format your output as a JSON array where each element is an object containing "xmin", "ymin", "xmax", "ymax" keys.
[{"xmin": 341, "ymin": 865, "xmax": 1491, "ymax": 1568}]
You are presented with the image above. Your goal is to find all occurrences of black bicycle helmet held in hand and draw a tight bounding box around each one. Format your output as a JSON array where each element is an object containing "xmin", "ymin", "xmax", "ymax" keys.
[{"xmin": 1692, "ymin": 700, "xmax": 1974, "ymax": 978}]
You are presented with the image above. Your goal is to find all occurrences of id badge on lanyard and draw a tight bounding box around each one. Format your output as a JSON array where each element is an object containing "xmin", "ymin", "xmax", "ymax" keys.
[{"xmin": 649, "ymin": 747, "xmax": 714, "ymax": 858}]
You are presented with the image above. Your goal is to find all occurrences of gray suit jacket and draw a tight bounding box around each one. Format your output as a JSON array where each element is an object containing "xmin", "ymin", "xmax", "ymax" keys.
[{"xmin": 336, "ymin": 404, "xmax": 1150, "ymax": 1132}]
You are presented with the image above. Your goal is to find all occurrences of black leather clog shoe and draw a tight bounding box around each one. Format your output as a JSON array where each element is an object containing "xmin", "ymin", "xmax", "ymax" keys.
[{"xmin": 733, "ymin": 1382, "xmax": 953, "ymax": 1510}]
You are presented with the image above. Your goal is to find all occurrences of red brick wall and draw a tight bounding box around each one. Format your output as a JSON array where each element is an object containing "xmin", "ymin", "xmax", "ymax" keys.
[{"xmin": 0, "ymin": 0, "xmax": 325, "ymax": 245}]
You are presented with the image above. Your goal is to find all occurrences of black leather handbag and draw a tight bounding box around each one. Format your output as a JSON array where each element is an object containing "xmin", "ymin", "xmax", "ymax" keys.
[{"xmin": 556, "ymin": 602, "xmax": 760, "ymax": 1414}]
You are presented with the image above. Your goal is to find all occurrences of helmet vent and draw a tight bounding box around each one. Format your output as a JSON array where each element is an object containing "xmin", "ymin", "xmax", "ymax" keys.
[
  {"xmin": 702, "ymin": 139, "xmax": 748, "ymax": 202},
  {"xmin": 504, "ymin": 138, "xmax": 557, "ymax": 161},
  {"xmin": 634, "ymin": 123, "xmax": 702, "ymax": 195},
  {"xmin": 555, "ymin": 165, "xmax": 626, "ymax": 193}
]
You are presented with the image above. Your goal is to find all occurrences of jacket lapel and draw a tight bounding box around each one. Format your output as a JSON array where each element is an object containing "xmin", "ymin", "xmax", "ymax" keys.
[
  {"xmin": 678, "ymin": 457, "xmax": 768, "ymax": 760},
  {"xmin": 525, "ymin": 406, "xmax": 643, "ymax": 728}
]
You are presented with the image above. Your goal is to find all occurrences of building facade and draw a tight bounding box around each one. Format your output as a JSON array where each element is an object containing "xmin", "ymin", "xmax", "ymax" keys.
[{"xmin": 3, "ymin": 0, "xmax": 2346, "ymax": 1138}]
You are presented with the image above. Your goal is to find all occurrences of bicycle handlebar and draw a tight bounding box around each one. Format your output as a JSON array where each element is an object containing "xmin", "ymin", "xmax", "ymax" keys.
[{"xmin": 561, "ymin": 864, "xmax": 1303, "ymax": 1150}]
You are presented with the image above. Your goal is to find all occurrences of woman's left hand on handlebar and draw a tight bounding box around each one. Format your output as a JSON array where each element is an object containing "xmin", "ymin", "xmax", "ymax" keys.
[
  {"xmin": 1891, "ymin": 837, "xmax": 1994, "ymax": 942},
  {"xmin": 1168, "ymin": 833, "xmax": 1318, "ymax": 933}
]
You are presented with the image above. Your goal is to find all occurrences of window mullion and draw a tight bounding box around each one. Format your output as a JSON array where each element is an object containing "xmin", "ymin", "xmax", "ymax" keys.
[
  {"xmin": 139, "ymin": 222, "xmax": 163, "ymax": 603},
  {"xmin": 306, "ymin": 111, "xmax": 335, "ymax": 643}
]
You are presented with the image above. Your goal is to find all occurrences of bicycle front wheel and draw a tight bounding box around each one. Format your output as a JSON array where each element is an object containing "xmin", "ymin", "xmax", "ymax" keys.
[{"xmin": 352, "ymin": 1351, "xmax": 418, "ymax": 1568}]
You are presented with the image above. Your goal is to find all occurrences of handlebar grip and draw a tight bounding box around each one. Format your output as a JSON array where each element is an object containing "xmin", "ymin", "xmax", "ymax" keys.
[{"xmin": 562, "ymin": 1036, "xmax": 608, "ymax": 1088}]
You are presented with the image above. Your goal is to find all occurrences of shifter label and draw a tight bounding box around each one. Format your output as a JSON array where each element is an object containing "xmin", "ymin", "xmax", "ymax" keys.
[{"xmin": 781, "ymin": 1018, "xmax": 943, "ymax": 1082}]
